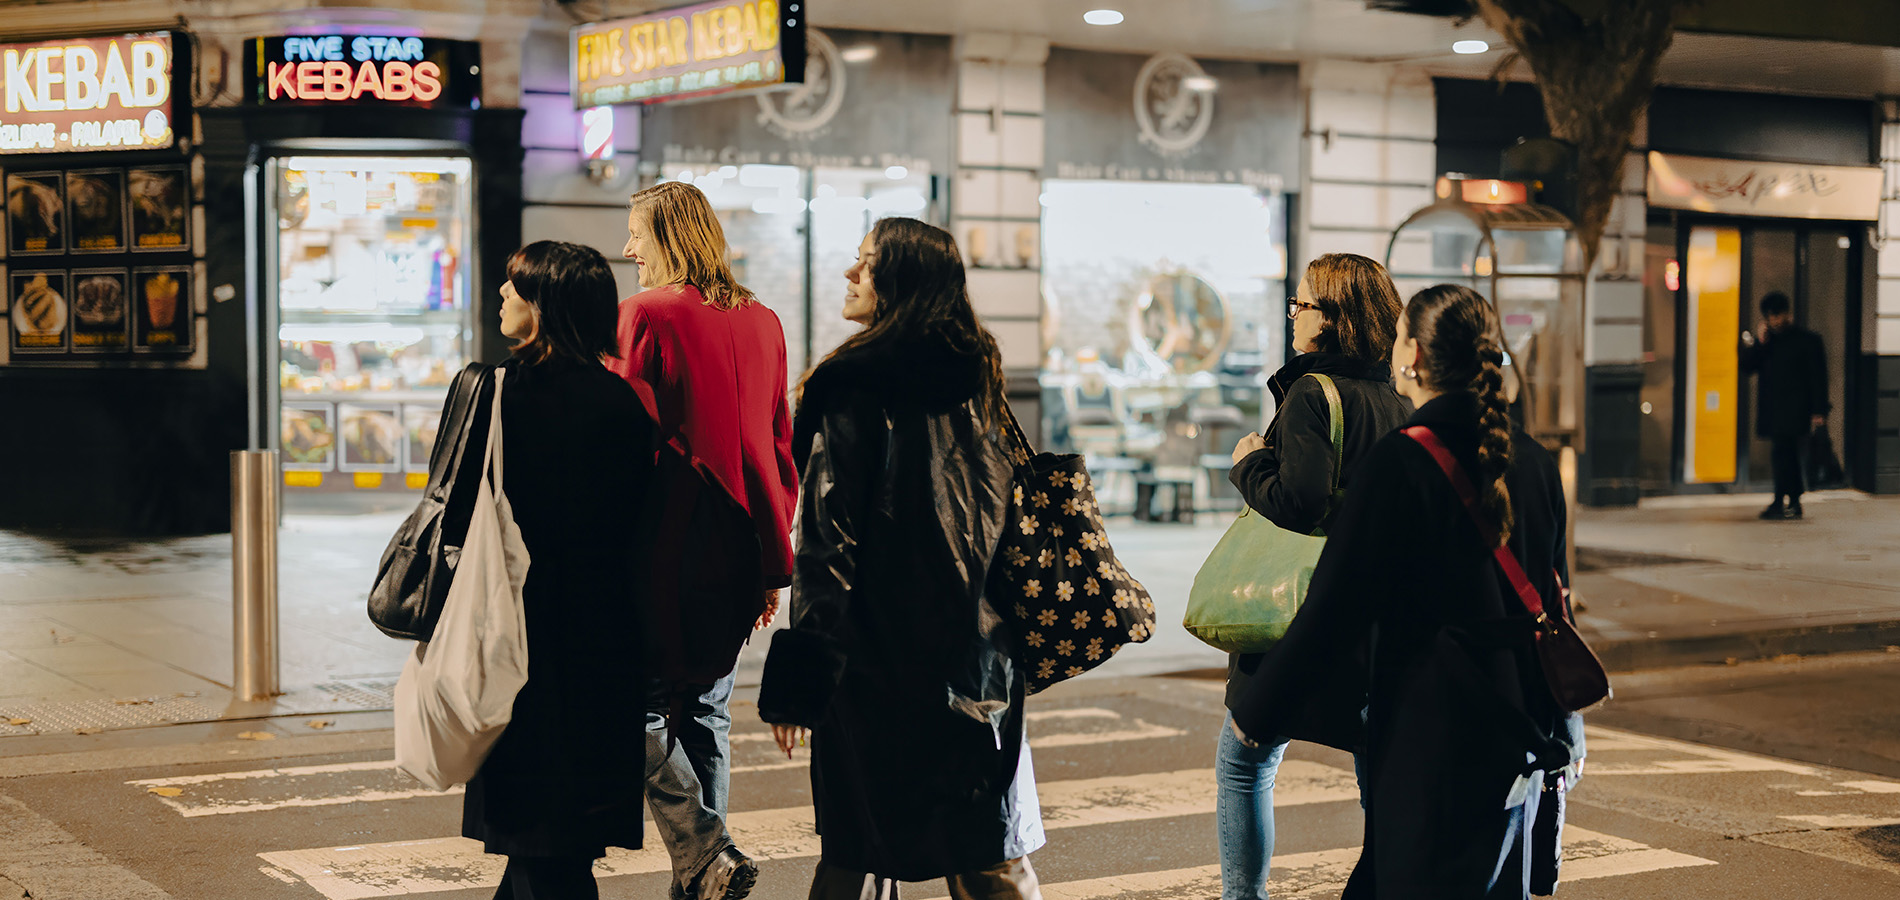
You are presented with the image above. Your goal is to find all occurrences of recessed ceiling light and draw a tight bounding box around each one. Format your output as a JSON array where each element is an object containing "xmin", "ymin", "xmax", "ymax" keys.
[
  {"xmin": 1183, "ymin": 75, "xmax": 1217, "ymax": 92},
  {"xmin": 841, "ymin": 45, "xmax": 877, "ymax": 63},
  {"xmin": 1084, "ymin": 9, "xmax": 1125, "ymax": 26},
  {"xmin": 1453, "ymin": 40, "xmax": 1490, "ymax": 54}
]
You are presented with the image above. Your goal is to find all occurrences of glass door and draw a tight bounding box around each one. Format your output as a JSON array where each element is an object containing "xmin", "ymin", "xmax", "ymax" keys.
[{"xmin": 268, "ymin": 155, "xmax": 474, "ymax": 509}]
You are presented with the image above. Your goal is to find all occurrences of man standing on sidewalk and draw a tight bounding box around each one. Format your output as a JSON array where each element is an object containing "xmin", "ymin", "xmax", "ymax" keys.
[{"xmin": 1741, "ymin": 291, "xmax": 1830, "ymax": 520}]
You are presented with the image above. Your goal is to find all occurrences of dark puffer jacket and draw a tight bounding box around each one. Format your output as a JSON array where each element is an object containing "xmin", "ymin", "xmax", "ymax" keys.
[{"xmin": 759, "ymin": 330, "xmax": 1043, "ymax": 880}]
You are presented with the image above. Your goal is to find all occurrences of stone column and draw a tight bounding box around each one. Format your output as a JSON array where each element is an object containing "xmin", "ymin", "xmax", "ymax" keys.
[
  {"xmin": 1872, "ymin": 99, "xmax": 1900, "ymax": 491},
  {"xmin": 1299, "ymin": 60, "xmax": 1437, "ymax": 293}
]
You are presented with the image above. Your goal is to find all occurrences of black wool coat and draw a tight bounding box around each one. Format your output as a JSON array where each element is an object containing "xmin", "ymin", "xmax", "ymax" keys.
[
  {"xmin": 462, "ymin": 356, "xmax": 654, "ymax": 858},
  {"xmin": 1225, "ymin": 352, "xmax": 1411, "ymax": 711},
  {"xmin": 759, "ymin": 332, "xmax": 1043, "ymax": 880},
  {"xmin": 1231, "ymin": 392, "xmax": 1583, "ymax": 898},
  {"xmin": 1741, "ymin": 325, "xmax": 1830, "ymax": 437}
]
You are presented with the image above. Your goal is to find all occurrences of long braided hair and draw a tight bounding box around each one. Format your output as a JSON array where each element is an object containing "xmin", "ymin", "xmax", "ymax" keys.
[{"xmin": 1407, "ymin": 284, "xmax": 1515, "ymax": 547}]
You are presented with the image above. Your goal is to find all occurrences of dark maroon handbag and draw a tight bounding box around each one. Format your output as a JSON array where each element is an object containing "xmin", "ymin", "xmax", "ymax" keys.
[{"xmin": 1403, "ymin": 426, "xmax": 1612, "ymax": 713}]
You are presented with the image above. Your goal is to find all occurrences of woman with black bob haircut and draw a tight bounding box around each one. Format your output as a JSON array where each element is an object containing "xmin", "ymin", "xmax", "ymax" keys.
[
  {"xmin": 1231, "ymin": 283, "xmax": 1583, "ymax": 898},
  {"xmin": 462, "ymin": 240, "xmax": 657, "ymax": 900},
  {"xmin": 759, "ymin": 217, "xmax": 1046, "ymax": 900}
]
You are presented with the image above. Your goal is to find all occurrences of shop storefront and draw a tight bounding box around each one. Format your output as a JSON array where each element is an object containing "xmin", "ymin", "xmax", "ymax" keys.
[
  {"xmin": 1037, "ymin": 48, "xmax": 1298, "ymax": 509},
  {"xmin": 0, "ymin": 30, "xmax": 211, "ymax": 532},
  {"xmin": 571, "ymin": 4, "xmax": 952, "ymax": 381},
  {"xmin": 201, "ymin": 30, "xmax": 522, "ymax": 517}
]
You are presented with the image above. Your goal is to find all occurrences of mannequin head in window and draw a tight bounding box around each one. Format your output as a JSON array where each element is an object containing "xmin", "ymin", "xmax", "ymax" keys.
[
  {"xmin": 626, "ymin": 181, "xmax": 754, "ymax": 311},
  {"xmin": 1760, "ymin": 291, "xmax": 1793, "ymax": 334},
  {"xmin": 501, "ymin": 240, "xmax": 620, "ymax": 365},
  {"xmin": 1296, "ymin": 253, "xmax": 1403, "ymax": 364}
]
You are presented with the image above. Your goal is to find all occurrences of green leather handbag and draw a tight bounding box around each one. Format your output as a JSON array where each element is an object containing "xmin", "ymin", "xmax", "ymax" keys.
[{"xmin": 1182, "ymin": 373, "xmax": 1344, "ymax": 654}]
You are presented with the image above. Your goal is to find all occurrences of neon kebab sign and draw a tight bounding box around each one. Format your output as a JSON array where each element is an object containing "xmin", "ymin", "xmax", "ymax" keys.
[
  {"xmin": 0, "ymin": 32, "xmax": 176, "ymax": 153},
  {"xmin": 265, "ymin": 36, "xmax": 443, "ymax": 102}
]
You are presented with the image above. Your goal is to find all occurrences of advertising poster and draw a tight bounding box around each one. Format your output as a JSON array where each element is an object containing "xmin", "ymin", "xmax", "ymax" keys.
[
  {"xmin": 338, "ymin": 402, "xmax": 405, "ymax": 472},
  {"xmin": 8, "ymin": 172, "xmax": 66, "ymax": 255},
  {"xmin": 69, "ymin": 269, "xmax": 129, "ymax": 353},
  {"xmin": 128, "ymin": 166, "xmax": 188, "ymax": 251},
  {"xmin": 403, "ymin": 404, "xmax": 442, "ymax": 471},
  {"xmin": 9, "ymin": 270, "xmax": 69, "ymax": 354},
  {"xmin": 131, "ymin": 266, "xmax": 191, "ymax": 352},
  {"xmin": 282, "ymin": 402, "xmax": 337, "ymax": 471},
  {"xmin": 66, "ymin": 170, "xmax": 128, "ymax": 253}
]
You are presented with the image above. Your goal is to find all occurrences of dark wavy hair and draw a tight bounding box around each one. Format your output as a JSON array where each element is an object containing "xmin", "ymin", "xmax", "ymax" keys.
[
  {"xmin": 506, "ymin": 240, "xmax": 621, "ymax": 365},
  {"xmin": 800, "ymin": 217, "xmax": 1006, "ymax": 427},
  {"xmin": 1304, "ymin": 253, "xmax": 1404, "ymax": 364},
  {"xmin": 1406, "ymin": 283, "xmax": 1515, "ymax": 547}
]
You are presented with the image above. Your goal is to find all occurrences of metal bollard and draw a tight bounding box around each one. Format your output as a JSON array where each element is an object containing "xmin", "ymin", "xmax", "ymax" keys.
[{"xmin": 231, "ymin": 450, "xmax": 281, "ymax": 700}]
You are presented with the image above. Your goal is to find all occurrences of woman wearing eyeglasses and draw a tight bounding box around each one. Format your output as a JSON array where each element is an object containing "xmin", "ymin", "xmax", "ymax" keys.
[{"xmin": 1216, "ymin": 252, "xmax": 1411, "ymax": 900}]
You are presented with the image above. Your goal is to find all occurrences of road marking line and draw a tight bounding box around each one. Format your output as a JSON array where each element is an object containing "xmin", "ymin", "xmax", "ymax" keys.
[
  {"xmin": 256, "ymin": 764, "xmax": 1360, "ymax": 899},
  {"xmin": 128, "ymin": 760, "xmax": 406, "ymax": 787},
  {"xmin": 1836, "ymin": 780, "xmax": 1900, "ymax": 794},
  {"xmin": 1580, "ymin": 725, "xmax": 1820, "ymax": 776},
  {"xmin": 1778, "ymin": 814, "xmax": 1900, "ymax": 828},
  {"xmin": 914, "ymin": 829, "xmax": 1711, "ymax": 900}
]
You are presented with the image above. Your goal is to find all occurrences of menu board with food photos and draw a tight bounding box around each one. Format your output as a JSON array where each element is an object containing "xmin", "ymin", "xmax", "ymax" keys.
[
  {"xmin": 10, "ymin": 270, "xmax": 69, "ymax": 353},
  {"xmin": 338, "ymin": 402, "xmax": 405, "ymax": 473},
  {"xmin": 69, "ymin": 268, "xmax": 129, "ymax": 352},
  {"xmin": 131, "ymin": 267, "xmax": 192, "ymax": 353},
  {"xmin": 282, "ymin": 402, "xmax": 337, "ymax": 471},
  {"xmin": 3, "ymin": 162, "xmax": 194, "ymax": 366},
  {"xmin": 404, "ymin": 404, "xmax": 442, "ymax": 472},
  {"xmin": 8, "ymin": 172, "xmax": 66, "ymax": 255}
]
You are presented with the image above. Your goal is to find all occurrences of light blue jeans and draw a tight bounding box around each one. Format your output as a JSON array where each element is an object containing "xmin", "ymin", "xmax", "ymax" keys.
[{"xmin": 1215, "ymin": 712, "xmax": 1290, "ymax": 900}]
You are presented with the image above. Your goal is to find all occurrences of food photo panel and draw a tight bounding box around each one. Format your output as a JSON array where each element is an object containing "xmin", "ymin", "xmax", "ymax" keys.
[
  {"xmin": 281, "ymin": 402, "xmax": 337, "ymax": 472},
  {"xmin": 131, "ymin": 266, "xmax": 192, "ymax": 353},
  {"xmin": 338, "ymin": 402, "xmax": 405, "ymax": 473},
  {"xmin": 128, "ymin": 166, "xmax": 189, "ymax": 252},
  {"xmin": 8, "ymin": 172, "xmax": 66, "ymax": 255},
  {"xmin": 403, "ymin": 404, "xmax": 442, "ymax": 472},
  {"xmin": 10, "ymin": 270, "xmax": 70, "ymax": 354},
  {"xmin": 66, "ymin": 169, "xmax": 127, "ymax": 254},
  {"xmin": 68, "ymin": 268, "xmax": 129, "ymax": 353}
]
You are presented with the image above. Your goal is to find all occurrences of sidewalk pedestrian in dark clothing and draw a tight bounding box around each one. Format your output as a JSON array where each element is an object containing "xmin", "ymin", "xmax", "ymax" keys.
[
  {"xmin": 1219, "ymin": 253, "xmax": 1410, "ymax": 900},
  {"xmin": 608, "ymin": 182, "xmax": 798, "ymax": 900},
  {"xmin": 1741, "ymin": 291, "xmax": 1830, "ymax": 519},
  {"xmin": 760, "ymin": 218, "xmax": 1045, "ymax": 900},
  {"xmin": 461, "ymin": 242, "xmax": 653, "ymax": 900},
  {"xmin": 1232, "ymin": 284, "xmax": 1583, "ymax": 900}
]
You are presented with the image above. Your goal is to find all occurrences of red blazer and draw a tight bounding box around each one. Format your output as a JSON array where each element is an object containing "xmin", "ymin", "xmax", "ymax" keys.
[{"xmin": 607, "ymin": 284, "xmax": 798, "ymax": 588}]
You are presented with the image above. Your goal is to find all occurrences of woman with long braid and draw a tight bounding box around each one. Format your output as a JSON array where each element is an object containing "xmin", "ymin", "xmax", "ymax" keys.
[{"xmin": 1230, "ymin": 284, "xmax": 1583, "ymax": 898}]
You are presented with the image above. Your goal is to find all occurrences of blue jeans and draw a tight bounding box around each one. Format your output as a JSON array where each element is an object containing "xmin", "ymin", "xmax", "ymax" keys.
[
  {"xmin": 1216, "ymin": 712, "xmax": 1290, "ymax": 900},
  {"xmin": 646, "ymin": 673, "xmax": 737, "ymax": 897}
]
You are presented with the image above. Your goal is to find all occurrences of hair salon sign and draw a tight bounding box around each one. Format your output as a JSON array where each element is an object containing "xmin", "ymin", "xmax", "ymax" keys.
[{"xmin": 1647, "ymin": 151, "xmax": 1881, "ymax": 221}]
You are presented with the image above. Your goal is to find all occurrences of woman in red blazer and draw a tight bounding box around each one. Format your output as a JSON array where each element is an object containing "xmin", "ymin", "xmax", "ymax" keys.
[{"xmin": 606, "ymin": 180, "xmax": 797, "ymax": 900}]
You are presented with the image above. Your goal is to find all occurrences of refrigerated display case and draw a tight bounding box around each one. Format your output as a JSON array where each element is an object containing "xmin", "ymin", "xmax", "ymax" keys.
[{"xmin": 268, "ymin": 155, "xmax": 473, "ymax": 499}]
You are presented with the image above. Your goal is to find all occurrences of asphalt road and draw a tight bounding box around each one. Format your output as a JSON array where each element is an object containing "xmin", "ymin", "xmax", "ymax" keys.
[{"xmin": 3, "ymin": 674, "xmax": 1899, "ymax": 900}]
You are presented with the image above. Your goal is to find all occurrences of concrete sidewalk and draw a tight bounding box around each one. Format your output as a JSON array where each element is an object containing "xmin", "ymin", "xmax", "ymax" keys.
[{"xmin": 1, "ymin": 490, "xmax": 1896, "ymax": 737}]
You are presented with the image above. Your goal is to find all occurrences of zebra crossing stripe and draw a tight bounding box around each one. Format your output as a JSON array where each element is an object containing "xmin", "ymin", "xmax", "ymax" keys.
[{"xmin": 255, "ymin": 763, "xmax": 1360, "ymax": 899}]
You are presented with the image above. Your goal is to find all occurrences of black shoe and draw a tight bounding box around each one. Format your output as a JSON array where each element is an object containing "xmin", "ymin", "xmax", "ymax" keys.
[
  {"xmin": 1787, "ymin": 502, "xmax": 1804, "ymax": 519},
  {"xmin": 695, "ymin": 848, "xmax": 758, "ymax": 900},
  {"xmin": 1759, "ymin": 502, "xmax": 1785, "ymax": 520}
]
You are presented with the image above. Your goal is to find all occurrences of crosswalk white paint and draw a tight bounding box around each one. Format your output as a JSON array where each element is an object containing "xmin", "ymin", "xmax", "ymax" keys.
[
  {"xmin": 1578, "ymin": 726, "xmax": 1821, "ymax": 776},
  {"xmin": 150, "ymin": 708, "xmax": 1185, "ymax": 816},
  {"xmin": 256, "ymin": 764, "xmax": 1360, "ymax": 899}
]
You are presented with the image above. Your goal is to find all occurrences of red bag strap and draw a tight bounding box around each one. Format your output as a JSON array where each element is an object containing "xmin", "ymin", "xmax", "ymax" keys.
[{"xmin": 1401, "ymin": 426, "xmax": 1550, "ymax": 624}]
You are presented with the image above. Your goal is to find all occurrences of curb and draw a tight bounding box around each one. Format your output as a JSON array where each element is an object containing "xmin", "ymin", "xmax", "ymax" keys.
[{"xmin": 1587, "ymin": 619, "xmax": 1900, "ymax": 672}]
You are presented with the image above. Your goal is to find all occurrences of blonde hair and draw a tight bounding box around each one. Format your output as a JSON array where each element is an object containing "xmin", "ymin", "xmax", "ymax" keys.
[{"xmin": 629, "ymin": 181, "xmax": 753, "ymax": 311}]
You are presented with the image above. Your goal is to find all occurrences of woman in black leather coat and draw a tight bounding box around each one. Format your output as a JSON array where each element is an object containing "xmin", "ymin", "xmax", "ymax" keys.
[{"xmin": 759, "ymin": 218, "xmax": 1043, "ymax": 900}]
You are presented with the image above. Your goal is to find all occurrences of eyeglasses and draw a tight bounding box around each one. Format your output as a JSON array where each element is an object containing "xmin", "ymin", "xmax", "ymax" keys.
[{"xmin": 1287, "ymin": 298, "xmax": 1324, "ymax": 320}]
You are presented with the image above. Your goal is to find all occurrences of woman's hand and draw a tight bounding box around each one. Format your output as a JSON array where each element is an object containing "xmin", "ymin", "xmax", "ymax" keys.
[
  {"xmin": 1231, "ymin": 432, "xmax": 1266, "ymax": 466},
  {"xmin": 756, "ymin": 589, "xmax": 781, "ymax": 632},
  {"xmin": 771, "ymin": 723, "xmax": 809, "ymax": 759},
  {"xmin": 1230, "ymin": 718, "xmax": 1260, "ymax": 749}
]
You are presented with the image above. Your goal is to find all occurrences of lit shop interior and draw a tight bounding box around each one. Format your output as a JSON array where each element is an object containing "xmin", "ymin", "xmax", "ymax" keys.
[
  {"xmin": 269, "ymin": 156, "xmax": 474, "ymax": 510},
  {"xmin": 1037, "ymin": 180, "xmax": 1288, "ymax": 519},
  {"xmin": 649, "ymin": 162, "xmax": 939, "ymax": 382}
]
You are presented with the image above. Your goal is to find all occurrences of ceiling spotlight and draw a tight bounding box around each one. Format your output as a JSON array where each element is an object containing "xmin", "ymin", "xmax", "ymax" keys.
[
  {"xmin": 1084, "ymin": 9, "xmax": 1125, "ymax": 26},
  {"xmin": 1453, "ymin": 40, "xmax": 1490, "ymax": 54},
  {"xmin": 885, "ymin": 166, "xmax": 908, "ymax": 180},
  {"xmin": 1183, "ymin": 75, "xmax": 1217, "ymax": 92},
  {"xmin": 841, "ymin": 44, "xmax": 877, "ymax": 63}
]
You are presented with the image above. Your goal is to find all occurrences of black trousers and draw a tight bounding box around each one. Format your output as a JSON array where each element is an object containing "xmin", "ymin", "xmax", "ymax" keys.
[
  {"xmin": 1770, "ymin": 432, "xmax": 1807, "ymax": 503},
  {"xmin": 494, "ymin": 856, "xmax": 598, "ymax": 900}
]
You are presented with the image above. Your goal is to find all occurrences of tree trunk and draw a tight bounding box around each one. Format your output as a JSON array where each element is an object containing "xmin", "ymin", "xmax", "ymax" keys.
[{"xmin": 1474, "ymin": 0, "xmax": 1688, "ymax": 268}]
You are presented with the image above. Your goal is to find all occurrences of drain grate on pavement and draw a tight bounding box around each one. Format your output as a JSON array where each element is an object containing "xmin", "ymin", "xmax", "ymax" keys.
[
  {"xmin": 312, "ymin": 677, "xmax": 397, "ymax": 710},
  {"xmin": 0, "ymin": 695, "xmax": 225, "ymax": 736}
]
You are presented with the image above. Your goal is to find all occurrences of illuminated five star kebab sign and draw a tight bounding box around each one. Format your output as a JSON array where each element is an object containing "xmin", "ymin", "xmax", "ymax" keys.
[
  {"xmin": 571, "ymin": 0, "xmax": 807, "ymax": 108},
  {"xmin": 242, "ymin": 35, "xmax": 482, "ymax": 108},
  {"xmin": 0, "ymin": 32, "xmax": 176, "ymax": 154}
]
